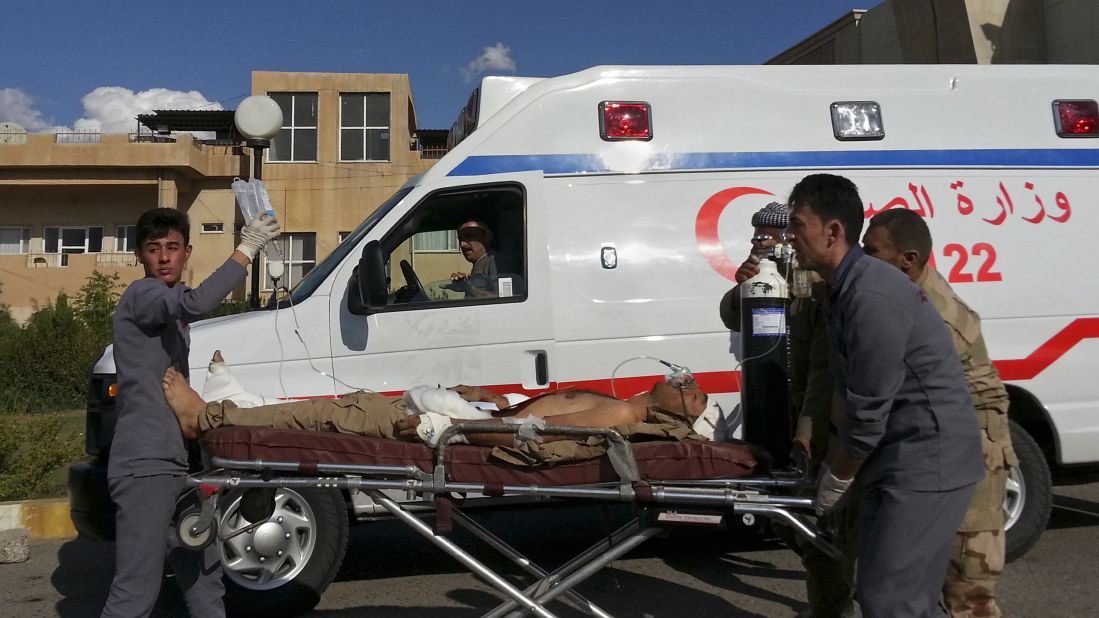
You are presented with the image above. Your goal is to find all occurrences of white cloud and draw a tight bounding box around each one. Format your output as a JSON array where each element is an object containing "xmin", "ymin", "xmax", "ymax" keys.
[
  {"xmin": 73, "ymin": 86, "xmax": 222, "ymax": 133},
  {"xmin": 460, "ymin": 42, "xmax": 517, "ymax": 82},
  {"xmin": 0, "ymin": 86, "xmax": 223, "ymax": 135},
  {"xmin": 0, "ymin": 88, "xmax": 52, "ymax": 131}
]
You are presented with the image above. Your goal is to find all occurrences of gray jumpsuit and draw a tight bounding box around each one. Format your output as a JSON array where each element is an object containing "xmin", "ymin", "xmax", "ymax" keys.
[
  {"xmin": 829, "ymin": 246, "xmax": 983, "ymax": 618},
  {"xmin": 102, "ymin": 259, "xmax": 245, "ymax": 618}
]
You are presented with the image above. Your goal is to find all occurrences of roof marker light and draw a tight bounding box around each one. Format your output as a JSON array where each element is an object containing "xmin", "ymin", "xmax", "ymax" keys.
[
  {"xmin": 830, "ymin": 101, "xmax": 884, "ymax": 141},
  {"xmin": 1053, "ymin": 100, "xmax": 1099, "ymax": 137},
  {"xmin": 600, "ymin": 101, "xmax": 652, "ymax": 141}
]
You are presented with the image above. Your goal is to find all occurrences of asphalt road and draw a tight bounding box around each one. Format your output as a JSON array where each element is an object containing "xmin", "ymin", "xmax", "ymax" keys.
[{"xmin": 3, "ymin": 475, "xmax": 1097, "ymax": 617}]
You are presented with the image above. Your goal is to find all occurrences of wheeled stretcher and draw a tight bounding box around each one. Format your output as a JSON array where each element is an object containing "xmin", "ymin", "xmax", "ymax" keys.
[{"xmin": 181, "ymin": 422, "xmax": 837, "ymax": 617}]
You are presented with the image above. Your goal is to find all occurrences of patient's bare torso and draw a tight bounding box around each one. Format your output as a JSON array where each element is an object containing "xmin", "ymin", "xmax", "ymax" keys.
[{"xmin": 507, "ymin": 389, "xmax": 631, "ymax": 419}]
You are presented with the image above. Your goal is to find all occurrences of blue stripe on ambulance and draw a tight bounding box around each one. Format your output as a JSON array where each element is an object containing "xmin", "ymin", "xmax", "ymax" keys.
[{"xmin": 447, "ymin": 148, "xmax": 1099, "ymax": 176}]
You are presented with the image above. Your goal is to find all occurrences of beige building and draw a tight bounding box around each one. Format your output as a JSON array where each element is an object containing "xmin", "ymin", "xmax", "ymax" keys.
[
  {"xmin": 768, "ymin": 0, "xmax": 1099, "ymax": 65},
  {"xmin": 0, "ymin": 71, "xmax": 445, "ymax": 321}
]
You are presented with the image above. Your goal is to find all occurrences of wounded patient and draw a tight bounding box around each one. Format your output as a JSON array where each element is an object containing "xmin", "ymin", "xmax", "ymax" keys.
[{"xmin": 162, "ymin": 354, "xmax": 716, "ymax": 449}]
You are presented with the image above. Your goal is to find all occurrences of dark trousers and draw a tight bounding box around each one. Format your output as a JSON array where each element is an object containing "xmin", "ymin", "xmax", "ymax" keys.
[
  {"xmin": 856, "ymin": 483, "xmax": 976, "ymax": 618},
  {"xmin": 101, "ymin": 473, "xmax": 225, "ymax": 618}
]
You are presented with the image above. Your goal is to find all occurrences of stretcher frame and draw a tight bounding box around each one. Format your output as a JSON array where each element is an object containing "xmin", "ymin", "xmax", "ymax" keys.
[{"xmin": 183, "ymin": 422, "xmax": 837, "ymax": 618}]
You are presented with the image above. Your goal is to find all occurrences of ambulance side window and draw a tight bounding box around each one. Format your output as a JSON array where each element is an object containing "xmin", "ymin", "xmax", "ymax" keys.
[{"xmin": 382, "ymin": 183, "xmax": 526, "ymax": 307}]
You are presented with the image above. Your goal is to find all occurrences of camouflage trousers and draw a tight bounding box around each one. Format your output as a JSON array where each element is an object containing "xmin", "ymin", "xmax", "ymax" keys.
[
  {"xmin": 944, "ymin": 429, "xmax": 1010, "ymax": 618},
  {"xmin": 943, "ymin": 527, "xmax": 1005, "ymax": 618}
]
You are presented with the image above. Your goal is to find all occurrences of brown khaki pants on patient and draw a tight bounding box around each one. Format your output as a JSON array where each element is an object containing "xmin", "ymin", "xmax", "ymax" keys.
[{"xmin": 199, "ymin": 392, "xmax": 408, "ymax": 439}]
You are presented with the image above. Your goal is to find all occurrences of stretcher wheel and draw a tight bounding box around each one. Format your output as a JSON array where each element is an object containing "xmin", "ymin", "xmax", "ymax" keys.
[{"xmin": 177, "ymin": 508, "xmax": 215, "ymax": 550}]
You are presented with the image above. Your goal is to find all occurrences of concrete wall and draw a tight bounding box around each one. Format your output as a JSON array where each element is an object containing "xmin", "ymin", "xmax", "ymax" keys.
[
  {"xmin": 1044, "ymin": 0, "xmax": 1099, "ymax": 63},
  {"xmin": 771, "ymin": 0, "xmax": 1099, "ymax": 65}
]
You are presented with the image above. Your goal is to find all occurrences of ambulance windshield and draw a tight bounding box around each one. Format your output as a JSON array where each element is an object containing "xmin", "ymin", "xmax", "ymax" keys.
[{"xmin": 279, "ymin": 186, "xmax": 413, "ymax": 306}]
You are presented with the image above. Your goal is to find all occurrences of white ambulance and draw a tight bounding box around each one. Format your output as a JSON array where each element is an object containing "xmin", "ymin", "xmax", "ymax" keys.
[{"xmin": 75, "ymin": 65, "xmax": 1099, "ymax": 614}]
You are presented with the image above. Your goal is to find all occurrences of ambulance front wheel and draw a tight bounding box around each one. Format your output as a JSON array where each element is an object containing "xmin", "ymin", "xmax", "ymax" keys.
[
  {"xmin": 220, "ymin": 486, "xmax": 349, "ymax": 618},
  {"xmin": 1004, "ymin": 419, "xmax": 1052, "ymax": 562}
]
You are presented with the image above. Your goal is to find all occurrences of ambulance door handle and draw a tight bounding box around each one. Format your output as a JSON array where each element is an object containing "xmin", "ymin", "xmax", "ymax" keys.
[{"xmin": 534, "ymin": 351, "xmax": 549, "ymax": 386}]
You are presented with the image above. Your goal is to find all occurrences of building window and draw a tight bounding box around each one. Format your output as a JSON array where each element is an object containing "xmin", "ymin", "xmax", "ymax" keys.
[
  {"xmin": 412, "ymin": 230, "xmax": 458, "ymax": 252},
  {"xmin": 269, "ymin": 92, "xmax": 318, "ymax": 162},
  {"xmin": 265, "ymin": 233, "xmax": 316, "ymax": 290},
  {"xmin": 0, "ymin": 227, "xmax": 31, "ymax": 254},
  {"xmin": 201, "ymin": 222, "xmax": 224, "ymax": 233},
  {"xmin": 340, "ymin": 93, "xmax": 390, "ymax": 161},
  {"xmin": 115, "ymin": 225, "xmax": 136, "ymax": 252},
  {"xmin": 44, "ymin": 226, "xmax": 103, "ymax": 253}
]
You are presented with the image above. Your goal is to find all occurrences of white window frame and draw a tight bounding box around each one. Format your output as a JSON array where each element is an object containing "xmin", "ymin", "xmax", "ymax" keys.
[
  {"xmin": 269, "ymin": 92, "xmax": 318, "ymax": 163},
  {"xmin": 200, "ymin": 222, "xmax": 224, "ymax": 234},
  {"xmin": 263, "ymin": 232, "xmax": 316, "ymax": 291},
  {"xmin": 0, "ymin": 226, "xmax": 31, "ymax": 254},
  {"xmin": 411, "ymin": 229, "xmax": 459, "ymax": 253},
  {"xmin": 44, "ymin": 226, "xmax": 104, "ymax": 254},
  {"xmin": 115, "ymin": 224, "xmax": 136, "ymax": 252},
  {"xmin": 339, "ymin": 92, "xmax": 390, "ymax": 162}
]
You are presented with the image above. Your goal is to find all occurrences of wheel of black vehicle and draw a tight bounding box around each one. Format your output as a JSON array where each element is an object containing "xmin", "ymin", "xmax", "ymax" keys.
[
  {"xmin": 220, "ymin": 487, "xmax": 349, "ymax": 618},
  {"xmin": 1004, "ymin": 419, "xmax": 1052, "ymax": 562}
]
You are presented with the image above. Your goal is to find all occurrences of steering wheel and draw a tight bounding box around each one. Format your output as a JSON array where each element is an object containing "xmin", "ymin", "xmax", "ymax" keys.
[{"xmin": 395, "ymin": 259, "xmax": 426, "ymax": 303}]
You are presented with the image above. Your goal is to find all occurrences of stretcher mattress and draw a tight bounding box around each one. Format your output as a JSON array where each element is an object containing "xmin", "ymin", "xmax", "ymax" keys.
[{"xmin": 201, "ymin": 426, "xmax": 759, "ymax": 485}]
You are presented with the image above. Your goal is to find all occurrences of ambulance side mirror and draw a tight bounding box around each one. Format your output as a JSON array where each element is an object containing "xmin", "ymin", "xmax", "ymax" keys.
[{"xmin": 348, "ymin": 240, "xmax": 388, "ymax": 315}]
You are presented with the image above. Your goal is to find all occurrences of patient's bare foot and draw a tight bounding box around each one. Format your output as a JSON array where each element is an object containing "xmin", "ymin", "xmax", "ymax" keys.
[{"xmin": 163, "ymin": 367, "xmax": 207, "ymax": 440}]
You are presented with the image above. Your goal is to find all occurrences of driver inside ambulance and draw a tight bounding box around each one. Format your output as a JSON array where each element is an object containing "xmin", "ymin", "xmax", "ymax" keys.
[{"xmin": 447, "ymin": 220, "xmax": 498, "ymax": 298}]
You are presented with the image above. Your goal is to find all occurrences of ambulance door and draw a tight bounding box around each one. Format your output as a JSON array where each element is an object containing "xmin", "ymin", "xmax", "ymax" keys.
[{"xmin": 328, "ymin": 172, "xmax": 554, "ymax": 396}]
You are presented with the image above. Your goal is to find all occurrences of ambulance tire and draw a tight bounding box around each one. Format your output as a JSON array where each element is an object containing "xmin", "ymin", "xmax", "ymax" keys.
[
  {"xmin": 221, "ymin": 487, "xmax": 349, "ymax": 618},
  {"xmin": 1004, "ymin": 420, "xmax": 1052, "ymax": 562}
]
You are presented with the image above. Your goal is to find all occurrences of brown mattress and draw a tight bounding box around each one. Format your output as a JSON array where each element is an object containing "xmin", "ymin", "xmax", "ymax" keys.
[{"xmin": 201, "ymin": 426, "xmax": 759, "ymax": 486}]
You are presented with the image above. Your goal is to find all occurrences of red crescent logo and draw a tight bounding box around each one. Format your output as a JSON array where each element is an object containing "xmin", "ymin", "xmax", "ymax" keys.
[{"xmin": 695, "ymin": 186, "xmax": 774, "ymax": 282}]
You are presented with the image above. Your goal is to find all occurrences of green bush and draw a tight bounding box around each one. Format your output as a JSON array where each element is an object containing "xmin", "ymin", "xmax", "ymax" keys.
[
  {"xmin": 0, "ymin": 271, "xmax": 121, "ymax": 413},
  {"xmin": 0, "ymin": 413, "xmax": 84, "ymax": 501}
]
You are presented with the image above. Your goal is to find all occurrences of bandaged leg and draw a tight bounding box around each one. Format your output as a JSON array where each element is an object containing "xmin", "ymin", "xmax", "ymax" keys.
[
  {"xmin": 415, "ymin": 412, "xmax": 470, "ymax": 447},
  {"xmin": 403, "ymin": 386, "xmax": 494, "ymax": 419},
  {"xmin": 201, "ymin": 351, "xmax": 278, "ymax": 407}
]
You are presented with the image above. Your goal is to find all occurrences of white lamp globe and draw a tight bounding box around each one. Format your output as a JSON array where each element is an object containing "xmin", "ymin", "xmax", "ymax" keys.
[{"xmin": 235, "ymin": 96, "xmax": 283, "ymax": 140}]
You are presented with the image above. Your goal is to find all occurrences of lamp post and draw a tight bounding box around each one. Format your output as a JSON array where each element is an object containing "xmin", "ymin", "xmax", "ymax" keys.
[{"xmin": 234, "ymin": 95, "xmax": 283, "ymax": 309}]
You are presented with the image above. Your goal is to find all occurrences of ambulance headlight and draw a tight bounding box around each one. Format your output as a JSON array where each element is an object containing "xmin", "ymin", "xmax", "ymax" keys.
[{"xmin": 830, "ymin": 101, "xmax": 884, "ymax": 141}]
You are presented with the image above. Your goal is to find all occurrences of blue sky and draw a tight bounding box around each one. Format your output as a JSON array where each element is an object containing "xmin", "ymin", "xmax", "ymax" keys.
[{"xmin": 1, "ymin": 1, "xmax": 873, "ymax": 132}]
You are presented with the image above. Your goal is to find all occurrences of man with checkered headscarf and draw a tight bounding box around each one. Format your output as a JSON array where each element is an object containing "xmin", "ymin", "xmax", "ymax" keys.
[{"xmin": 719, "ymin": 201, "xmax": 855, "ymax": 617}]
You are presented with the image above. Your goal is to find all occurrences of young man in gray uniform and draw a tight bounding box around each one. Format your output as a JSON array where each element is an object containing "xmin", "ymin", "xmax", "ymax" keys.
[
  {"xmin": 102, "ymin": 207, "xmax": 279, "ymax": 618},
  {"xmin": 786, "ymin": 174, "xmax": 984, "ymax": 618}
]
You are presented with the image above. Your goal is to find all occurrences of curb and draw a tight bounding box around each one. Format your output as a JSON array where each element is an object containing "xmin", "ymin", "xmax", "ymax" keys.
[{"xmin": 0, "ymin": 499, "xmax": 77, "ymax": 541}]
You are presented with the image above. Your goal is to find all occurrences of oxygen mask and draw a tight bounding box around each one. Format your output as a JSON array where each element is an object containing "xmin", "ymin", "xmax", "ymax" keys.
[{"xmin": 660, "ymin": 360, "xmax": 696, "ymax": 389}]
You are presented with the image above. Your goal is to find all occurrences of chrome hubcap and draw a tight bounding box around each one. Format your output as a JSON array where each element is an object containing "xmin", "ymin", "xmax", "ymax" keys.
[
  {"xmin": 218, "ymin": 489, "xmax": 317, "ymax": 589},
  {"xmin": 1004, "ymin": 465, "xmax": 1025, "ymax": 532}
]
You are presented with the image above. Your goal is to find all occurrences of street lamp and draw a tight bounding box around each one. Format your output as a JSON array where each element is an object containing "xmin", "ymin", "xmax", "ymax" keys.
[{"xmin": 234, "ymin": 95, "xmax": 283, "ymax": 309}]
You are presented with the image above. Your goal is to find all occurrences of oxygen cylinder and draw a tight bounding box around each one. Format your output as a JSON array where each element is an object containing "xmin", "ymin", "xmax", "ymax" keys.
[{"xmin": 739, "ymin": 258, "xmax": 792, "ymax": 469}]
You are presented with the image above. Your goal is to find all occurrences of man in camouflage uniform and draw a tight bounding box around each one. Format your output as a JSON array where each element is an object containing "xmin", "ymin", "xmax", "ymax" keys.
[
  {"xmin": 863, "ymin": 209, "xmax": 1018, "ymax": 618},
  {"xmin": 720, "ymin": 202, "xmax": 855, "ymax": 617}
]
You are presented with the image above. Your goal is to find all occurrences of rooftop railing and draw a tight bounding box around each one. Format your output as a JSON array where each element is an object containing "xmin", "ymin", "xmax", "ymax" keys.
[
  {"xmin": 55, "ymin": 130, "xmax": 102, "ymax": 144},
  {"xmin": 419, "ymin": 147, "xmax": 448, "ymax": 160}
]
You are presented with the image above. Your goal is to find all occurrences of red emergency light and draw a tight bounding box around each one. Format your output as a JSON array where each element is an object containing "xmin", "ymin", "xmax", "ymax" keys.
[
  {"xmin": 1054, "ymin": 100, "xmax": 1099, "ymax": 137},
  {"xmin": 600, "ymin": 101, "xmax": 652, "ymax": 141}
]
